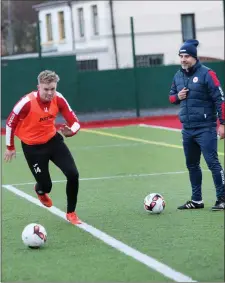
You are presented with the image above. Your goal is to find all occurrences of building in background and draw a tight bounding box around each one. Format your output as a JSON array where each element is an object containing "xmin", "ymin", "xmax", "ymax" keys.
[{"xmin": 5, "ymin": 0, "xmax": 224, "ymax": 70}]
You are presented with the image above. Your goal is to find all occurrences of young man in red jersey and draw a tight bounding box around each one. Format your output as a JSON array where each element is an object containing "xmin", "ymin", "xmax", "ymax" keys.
[{"xmin": 4, "ymin": 70, "xmax": 82, "ymax": 224}]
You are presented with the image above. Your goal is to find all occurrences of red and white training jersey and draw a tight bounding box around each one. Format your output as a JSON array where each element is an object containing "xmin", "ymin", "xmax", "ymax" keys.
[{"xmin": 6, "ymin": 91, "xmax": 80, "ymax": 150}]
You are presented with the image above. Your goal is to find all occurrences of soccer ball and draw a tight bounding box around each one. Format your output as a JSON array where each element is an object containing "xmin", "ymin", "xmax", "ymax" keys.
[
  {"xmin": 22, "ymin": 223, "xmax": 47, "ymax": 248},
  {"xmin": 144, "ymin": 193, "xmax": 165, "ymax": 214}
]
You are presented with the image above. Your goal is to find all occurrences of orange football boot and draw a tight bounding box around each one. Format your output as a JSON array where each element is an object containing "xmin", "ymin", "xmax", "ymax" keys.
[
  {"xmin": 66, "ymin": 212, "xmax": 82, "ymax": 225},
  {"xmin": 34, "ymin": 185, "xmax": 52, "ymax": 207}
]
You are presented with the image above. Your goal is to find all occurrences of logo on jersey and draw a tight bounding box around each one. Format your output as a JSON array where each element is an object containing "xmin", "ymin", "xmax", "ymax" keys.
[
  {"xmin": 8, "ymin": 113, "xmax": 16, "ymax": 127},
  {"xmin": 219, "ymin": 86, "xmax": 224, "ymax": 101},
  {"xmin": 39, "ymin": 114, "xmax": 54, "ymax": 122},
  {"xmin": 220, "ymin": 170, "xmax": 225, "ymax": 185},
  {"xmin": 193, "ymin": 77, "xmax": 198, "ymax": 83}
]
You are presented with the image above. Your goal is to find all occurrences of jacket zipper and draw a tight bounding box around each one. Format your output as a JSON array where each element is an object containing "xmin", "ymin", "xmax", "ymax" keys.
[{"xmin": 183, "ymin": 73, "xmax": 190, "ymax": 127}]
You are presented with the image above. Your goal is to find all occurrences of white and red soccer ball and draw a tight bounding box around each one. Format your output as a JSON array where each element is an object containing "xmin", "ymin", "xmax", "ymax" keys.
[
  {"xmin": 22, "ymin": 223, "xmax": 47, "ymax": 248},
  {"xmin": 144, "ymin": 193, "xmax": 165, "ymax": 214}
]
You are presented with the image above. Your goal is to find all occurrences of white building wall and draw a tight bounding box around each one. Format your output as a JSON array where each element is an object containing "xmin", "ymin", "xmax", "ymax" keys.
[
  {"xmin": 114, "ymin": 13, "xmax": 183, "ymax": 67},
  {"xmin": 39, "ymin": 4, "xmax": 72, "ymax": 52},
  {"xmin": 38, "ymin": 1, "xmax": 116, "ymax": 69},
  {"xmin": 73, "ymin": 1, "xmax": 108, "ymax": 47},
  {"xmin": 113, "ymin": 1, "xmax": 224, "ymax": 67},
  {"xmin": 36, "ymin": 0, "xmax": 224, "ymax": 70},
  {"xmin": 72, "ymin": 1, "xmax": 116, "ymax": 69}
]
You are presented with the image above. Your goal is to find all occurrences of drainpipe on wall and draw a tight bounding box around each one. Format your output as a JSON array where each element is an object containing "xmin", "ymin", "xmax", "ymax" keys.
[
  {"xmin": 223, "ymin": 0, "xmax": 225, "ymax": 30},
  {"xmin": 67, "ymin": 0, "xmax": 79, "ymax": 111},
  {"xmin": 109, "ymin": 0, "xmax": 119, "ymax": 69},
  {"xmin": 68, "ymin": 0, "xmax": 76, "ymax": 53},
  {"xmin": 36, "ymin": 19, "xmax": 42, "ymax": 69}
]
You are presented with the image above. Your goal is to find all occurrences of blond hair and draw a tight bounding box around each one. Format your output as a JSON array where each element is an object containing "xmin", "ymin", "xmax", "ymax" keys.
[{"xmin": 37, "ymin": 70, "xmax": 60, "ymax": 84}]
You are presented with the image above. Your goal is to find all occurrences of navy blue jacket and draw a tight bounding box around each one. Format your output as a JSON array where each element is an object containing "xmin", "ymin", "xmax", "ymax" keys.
[{"xmin": 169, "ymin": 60, "xmax": 225, "ymax": 128}]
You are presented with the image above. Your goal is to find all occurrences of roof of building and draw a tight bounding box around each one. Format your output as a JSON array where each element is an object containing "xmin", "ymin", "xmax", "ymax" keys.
[{"xmin": 33, "ymin": 1, "xmax": 74, "ymax": 11}]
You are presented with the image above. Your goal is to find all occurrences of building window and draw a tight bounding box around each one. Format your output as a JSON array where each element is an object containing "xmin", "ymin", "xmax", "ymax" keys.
[
  {"xmin": 77, "ymin": 60, "xmax": 98, "ymax": 71},
  {"xmin": 91, "ymin": 5, "xmax": 99, "ymax": 35},
  {"xmin": 78, "ymin": 8, "xmax": 85, "ymax": 37},
  {"xmin": 46, "ymin": 13, "xmax": 53, "ymax": 41},
  {"xmin": 136, "ymin": 54, "xmax": 164, "ymax": 67},
  {"xmin": 181, "ymin": 14, "xmax": 196, "ymax": 42},
  {"xmin": 58, "ymin": 11, "xmax": 65, "ymax": 40}
]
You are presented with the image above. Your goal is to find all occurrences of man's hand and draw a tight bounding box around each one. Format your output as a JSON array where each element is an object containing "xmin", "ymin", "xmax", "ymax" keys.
[
  {"xmin": 4, "ymin": 149, "xmax": 16, "ymax": 162},
  {"xmin": 178, "ymin": 87, "xmax": 189, "ymax": 100},
  {"xmin": 218, "ymin": 124, "xmax": 225, "ymax": 140},
  {"xmin": 60, "ymin": 124, "xmax": 74, "ymax": 137}
]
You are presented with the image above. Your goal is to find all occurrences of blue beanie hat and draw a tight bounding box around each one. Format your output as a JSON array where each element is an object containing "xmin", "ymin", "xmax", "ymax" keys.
[{"xmin": 179, "ymin": 39, "xmax": 199, "ymax": 59}]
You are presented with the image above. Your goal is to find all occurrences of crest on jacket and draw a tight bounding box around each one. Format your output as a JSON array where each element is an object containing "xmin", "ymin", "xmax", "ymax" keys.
[{"xmin": 193, "ymin": 77, "xmax": 198, "ymax": 83}]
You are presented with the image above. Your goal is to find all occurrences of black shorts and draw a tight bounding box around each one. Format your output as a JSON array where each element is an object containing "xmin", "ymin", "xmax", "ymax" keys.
[{"xmin": 21, "ymin": 132, "xmax": 78, "ymax": 187}]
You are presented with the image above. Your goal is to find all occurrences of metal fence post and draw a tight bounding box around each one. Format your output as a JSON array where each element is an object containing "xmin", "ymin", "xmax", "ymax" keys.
[{"xmin": 130, "ymin": 16, "xmax": 140, "ymax": 117}]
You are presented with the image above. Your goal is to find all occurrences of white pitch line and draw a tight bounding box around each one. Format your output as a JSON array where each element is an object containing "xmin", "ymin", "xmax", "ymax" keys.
[
  {"xmin": 3, "ymin": 184, "xmax": 196, "ymax": 283},
  {"xmin": 15, "ymin": 143, "xmax": 148, "ymax": 155},
  {"xmin": 4, "ymin": 170, "xmax": 211, "ymax": 187},
  {"xmin": 14, "ymin": 126, "xmax": 181, "ymax": 155},
  {"xmin": 139, "ymin": 124, "xmax": 224, "ymax": 155},
  {"xmin": 71, "ymin": 142, "xmax": 141, "ymax": 150},
  {"xmin": 4, "ymin": 170, "xmax": 210, "ymax": 187},
  {"xmin": 139, "ymin": 124, "xmax": 181, "ymax": 132}
]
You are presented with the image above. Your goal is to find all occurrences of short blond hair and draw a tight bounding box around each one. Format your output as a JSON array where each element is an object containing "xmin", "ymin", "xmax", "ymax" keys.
[{"xmin": 37, "ymin": 70, "xmax": 60, "ymax": 84}]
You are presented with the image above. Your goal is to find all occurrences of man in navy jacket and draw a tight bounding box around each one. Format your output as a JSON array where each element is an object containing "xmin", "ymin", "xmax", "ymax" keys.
[{"xmin": 169, "ymin": 39, "xmax": 225, "ymax": 210}]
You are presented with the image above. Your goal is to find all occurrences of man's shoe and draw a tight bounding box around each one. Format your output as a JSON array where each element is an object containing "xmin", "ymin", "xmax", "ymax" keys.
[
  {"xmin": 66, "ymin": 212, "xmax": 82, "ymax": 225},
  {"xmin": 34, "ymin": 185, "xmax": 52, "ymax": 207},
  {"xmin": 212, "ymin": 197, "xmax": 225, "ymax": 211},
  {"xmin": 178, "ymin": 200, "xmax": 204, "ymax": 210}
]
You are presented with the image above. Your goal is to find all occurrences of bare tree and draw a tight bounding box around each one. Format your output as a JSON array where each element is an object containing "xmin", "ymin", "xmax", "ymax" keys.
[{"xmin": 1, "ymin": 0, "xmax": 47, "ymax": 55}]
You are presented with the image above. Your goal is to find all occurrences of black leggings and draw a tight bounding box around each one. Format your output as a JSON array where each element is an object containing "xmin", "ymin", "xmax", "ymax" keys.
[{"xmin": 22, "ymin": 132, "xmax": 79, "ymax": 213}]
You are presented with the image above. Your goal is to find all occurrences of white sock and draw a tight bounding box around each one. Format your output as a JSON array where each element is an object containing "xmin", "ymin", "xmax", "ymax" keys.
[{"xmin": 192, "ymin": 200, "xmax": 203, "ymax": 204}]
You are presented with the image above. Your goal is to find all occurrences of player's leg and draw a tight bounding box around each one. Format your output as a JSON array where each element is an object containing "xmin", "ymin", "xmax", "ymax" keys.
[
  {"xmin": 21, "ymin": 142, "xmax": 53, "ymax": 207},
  {"xmin": 49, "ymin": 133, "xmax": 80, "ymax": 223},
  {"xmin": 178, "ymin": 128, "xmax": 204, "ymax": 209},
  {"xmin": 196, "ymin": 127, "xmax": 225, "ymax": 210}
]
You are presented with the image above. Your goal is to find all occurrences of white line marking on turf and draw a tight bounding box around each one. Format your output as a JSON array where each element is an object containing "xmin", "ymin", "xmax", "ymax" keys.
[
  {"xmin": 4, "ymin": 170, "xmax": 209, "ymax": 187},
  {"xmin": 3, "ymin": 184, "xmax": 197, "ymax": 282},
  {"xmin": 71, "ymin": 142, "xmax": 141, "ymax": 150},
  {"xmin": 139, "ymin": 124, "xmax": 224, "ymax": 155},
  {"xmin": 139, "ymin": 124, "xmax": 181, "ymax": 132},
  {"xmin": 16, "ymin": 143, "xmax": 153, "ymax": 156}
]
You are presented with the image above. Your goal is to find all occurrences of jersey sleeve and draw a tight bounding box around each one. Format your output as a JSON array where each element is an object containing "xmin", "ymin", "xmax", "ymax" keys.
[
  {"xmin": 169, "ymin": 76, "xmax": 180, "ymax": 105},
  {"xmin": 206, "ymin": 70, "xmax": 225, "ymax": 125},
  {"xmin": 6, "ymin": 96, "xmax": 30, "ymax": 150},
  {"xmin": 56, "ymin": 92, "xmax": 80, "ymax": 136}
]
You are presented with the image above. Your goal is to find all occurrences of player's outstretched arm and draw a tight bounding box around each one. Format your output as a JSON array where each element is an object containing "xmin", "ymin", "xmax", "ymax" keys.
[
  {"xmin": 5, "ymin": 95, "xmax": 30, "ymax": 160},
  {"xmin": 57, "ymin": 93, "xmax": 81, "ymax": 137},
  {"xmin": 59, "ymin": 124, "xmax": 80, "ymax": 137},
  {"xmin": 4, "ymin": 149, "xmax": 16, "ymax": 162}
]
